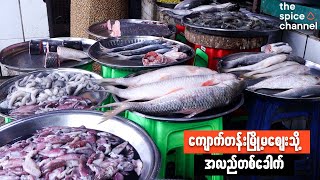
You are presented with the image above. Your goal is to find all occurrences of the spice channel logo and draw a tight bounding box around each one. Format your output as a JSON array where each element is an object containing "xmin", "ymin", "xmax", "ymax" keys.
[{"xmin": 279, "ymin": 2, "xmax": 318, "ymax": 30}]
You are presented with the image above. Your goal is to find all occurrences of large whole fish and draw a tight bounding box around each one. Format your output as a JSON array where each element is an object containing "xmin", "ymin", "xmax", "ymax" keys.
[
  {"xmin": 100, "ymin": 39, "xmax": 166, "ymax": 53},
  {"xmin": 247, "ymin": 74, "xmax": 320, "ymax": 91},
  {"xmin": 221, "ymin": 53, "xmax": 275, "ymax": 69},
  {"xmin": 95, "ymin": 66, "xmax": 217, "ymax": 87},
  {"xmin": 274, "ymin": 85, "xmax": 320, "ymax": 98},
  {"xmin": 223, "ymin": 54, "xmax": 287, "ymax": 73},
  {"xmin": 107, "ymin": 44, "xmax": 170, "ymax": 57},
  {"xmin": 251, "ymin": 65, "xmax": 310, "ymax": 79},
  {"xmin": 243, "ymin": 61, "xmax": 299, "ymax": 77},
  {"xmin": 98, "ymin": 80, "xmax": 245, "ymax": 123},
  {"xmin": 105, "ymin": 73, "xmax": 237, "ymax": 101},
  {"xmin": 221, "ymin": 53, "xmax": 305, "ymax": 70}
]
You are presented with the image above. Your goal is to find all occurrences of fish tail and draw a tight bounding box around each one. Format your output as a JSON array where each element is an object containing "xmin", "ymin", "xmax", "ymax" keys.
[
  {"xmin": 98, "ymin": 103, "xmax": 131, "ymax": 124},
  {"xmin": 96, "ymin": 78, "xmax": 118, "ymax": 85},
  {"xmin": 104, "ymin": 85, "xmax": 121, "ymax": 94}
]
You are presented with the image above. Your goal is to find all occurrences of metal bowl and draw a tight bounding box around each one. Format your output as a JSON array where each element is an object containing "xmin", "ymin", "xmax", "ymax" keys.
[
  {"xmin": 0, "ymin": 110, "xmax": 161, "ymax": 180},
  {"xmin": 88, "ymin": 36, "xmax": 195, "ymax": 70},
  {"xmin": 87, "ymin": 19, "xmax": 176, "ymax": 39},
  {"xmin": 0, "ymin": 68, "xmax": 108, "ymax": 119},
  {"xmin": 0, "ymin": 37, "xmax": 95, "ymax": 73}
]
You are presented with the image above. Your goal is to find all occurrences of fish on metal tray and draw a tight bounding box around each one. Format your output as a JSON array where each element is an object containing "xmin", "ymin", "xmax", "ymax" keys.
[
  {"xmin": 274, "ymin": 85, "xmax": 320, "ymax": 98},
  {"xmin": 185, "ymin": 10, "xmax": 276, "ymax": 31},
  {"xmin": 247, "ymin": 74, "xmax": 320, "ymax": 91},
  {"xmin": 104, "ymin": 73, "xmax": 237, "ymax": 101},
  {"xmin": 242, "ymin": 61, "xmax": 300, "ymax": 77},
  {"xmin": 99, "ymin": 39, "xmax": 166, "ymax": 53},
  {"xmin": 250, "ymin": 65, "xmax": 310, "ymax": 79},
  {"xmin": 220, "ymin": 53, "xmax": 275, "ymax": 69},
  {"xmin": 221, "ymin": 53, "xmax": 305, "ymax": 70},
  {"xmin": 223, "ymin": 54, "xmax": 288, "ymax": 73},
  {"xmin": 106, "ymin": 44, "xmax": 171, "ymax": 57},
  {"xmin": 163, "ymin": 2, "xmax": 239, "ymax": 17},
  {"xmin": 98, "ymin": 79, "xmax": 245, "ymax": 123},
  {"xmin": 94, "ymin": 65, "xmax": 217, "ymax": 87}
]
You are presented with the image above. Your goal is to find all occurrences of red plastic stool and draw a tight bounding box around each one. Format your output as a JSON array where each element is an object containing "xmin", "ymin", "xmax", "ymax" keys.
[{"xmin": 193, "ymin": 45, "xmax": 261, "ymax": 70}]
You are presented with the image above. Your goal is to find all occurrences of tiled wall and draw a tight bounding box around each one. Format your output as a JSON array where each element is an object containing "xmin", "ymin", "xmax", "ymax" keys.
[
  {"xmin": 282, "ymin": 30, "xmax": 320, "ymax": 64},
  {"xmin": 0, "ymin": 0, "xmax": 49, "ymax": 51}
]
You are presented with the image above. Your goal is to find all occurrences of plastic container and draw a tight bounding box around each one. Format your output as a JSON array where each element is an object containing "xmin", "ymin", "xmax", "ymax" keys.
[
  {"xmin": 244, "ymin": 92, "xmax": 320, "ymax": 180},
  {"xmin": 125, "ymin": 111, "xmax": 223, "ymax": 180}
]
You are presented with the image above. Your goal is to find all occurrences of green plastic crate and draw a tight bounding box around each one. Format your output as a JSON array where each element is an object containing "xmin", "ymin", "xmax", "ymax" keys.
[
  {"xmin": 101, "ymin": 66, "xmax": 138, "ymax": 78},
  {"xmin": 76, "ymin": 62, "xmax": 94, "ymax": 72},
  {"xmin": 125, "ymin": 111, "xmax": 223, "ymax": 180}
]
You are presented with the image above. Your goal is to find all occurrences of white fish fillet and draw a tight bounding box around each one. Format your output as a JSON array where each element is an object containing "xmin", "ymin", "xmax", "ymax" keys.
[
  {"xmin": 224, "ymin": 54, "xmax": 287, "ymax": 73},
  {"xmin": 243, "ymin": 61, "xmax": 299, "ymax": 77},
  {"xmin": 251, "ymin": 65, "xmax": 310, "ymax": 79}
]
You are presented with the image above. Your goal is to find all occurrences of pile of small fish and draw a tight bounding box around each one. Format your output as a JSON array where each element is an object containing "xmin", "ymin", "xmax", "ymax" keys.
[
  {"xmin": 185, "ymin": 11, "xmax": 277, "ymax": 30},
  {"xmin": 29, "ymin": 40, "xmax": 89, "ymax": 68},
  {"xmin": 0, "ymin": 72, "xmax": 104, "ymax": 117},
  {"xmin": 106, "ymin": 20, "xmax": 172, "ymax": 37},
  {"xmin": 99, "ymin": 39, "xmax": 188, "ymax": 66},
  {"xmin": 220, "ymin": 46, "xmax": 320, "ymax": 98},
  {"xmin": 96, "ymin": 65, "xmax": 245, "ymax": 122},
  {"xmin": 0, "ymin": 126, "xmax": 143, "ymax": 179}
]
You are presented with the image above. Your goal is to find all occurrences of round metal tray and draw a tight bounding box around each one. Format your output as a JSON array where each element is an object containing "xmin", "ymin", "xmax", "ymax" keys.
[
  {"xmin": 182, "ymin": 11, "xmax": 282, "ymax": 38},
  {"xmin": 0, "ymin": 37, "xmax": 95, "ymax": 72},
  {"xmin": 87, "ymin": 19, "xmax": 176, "ymax": 39},
  {"xmin": 219, "ymin": 52, "xmax": 320, "ymax": 102},
  {"xmin": 88, "ymin": 36, "xmax": 195, "ymax": 70},
  {"xmin": 0, "ymin": 68, "xmax": 108, "ymax": 119},
  {"xmin": 111, "ymin": 70, "xmax": 244, "ymax": 122},
  {"xmin": 0, "ymin": 110, "xmax": 160, "ymax": 180}
]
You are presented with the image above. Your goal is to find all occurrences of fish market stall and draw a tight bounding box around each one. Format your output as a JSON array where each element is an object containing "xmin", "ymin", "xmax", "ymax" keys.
[
  {"xmin": 1, "ymin": 0, "xmax": 320, "ymax": 179},
  {"xmin": 96, "ymin": 65, "xmax": 245, "ymax": 178}
]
